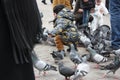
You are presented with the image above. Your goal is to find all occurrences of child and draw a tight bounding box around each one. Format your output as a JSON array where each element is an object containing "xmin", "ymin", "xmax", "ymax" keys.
[
  {"xmin": 81, "ymin": 0, "xmax": 95, "ymax": 27},
  {"xmin": 49, "ymin": 4, "xmax": 79, "ymax": 60},
  {"xmin": 89, "ymin": 0, "xmax": 109, "ymax": 34}
]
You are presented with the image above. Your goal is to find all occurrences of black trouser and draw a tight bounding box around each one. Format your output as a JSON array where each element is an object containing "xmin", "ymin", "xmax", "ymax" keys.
[
  {"xmin": 50, "ymin": 0, "xmax": 53, "ymax": 3},
  {"xmin": 106, "ymin": 0, "xmax": 109, "ymax": 11}
]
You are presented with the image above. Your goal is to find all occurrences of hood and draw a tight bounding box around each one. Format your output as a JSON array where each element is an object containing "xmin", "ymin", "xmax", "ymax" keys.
[{"xmin": 57, "ymin": 8, "xmax": 75, "ymax": 21}]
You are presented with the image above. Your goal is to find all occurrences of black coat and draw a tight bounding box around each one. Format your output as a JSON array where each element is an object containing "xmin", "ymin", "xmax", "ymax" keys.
[
  {"xmin": 0, "ymin": 0, "xmax": 42, "ymax": 80},
  {"xmin": 75, "ymin": 0, "xmax": 95, "ymax": 10},
  {"xmin": 73, "ymin": 0, "xmax": 83, "ymax": 25}
]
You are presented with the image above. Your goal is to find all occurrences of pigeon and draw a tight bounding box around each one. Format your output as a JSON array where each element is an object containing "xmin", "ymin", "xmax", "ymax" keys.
[
  {"xmin": 86, "ymin": 46, "xmax": 108, "ymax": 68},
  {"xmin": 58, "ymin": 61, "xmax": 75, "ymax": 80},
  {"xmin": 100, "ymin": 56, "xmax": 120, "ymax": 74},
  {"xmin": 41, "ymin": 28, "xmax": 56, "ymax": 46},
  {"xmin": 69, "ymin": 44, "xmax": 82, "ymax": 65},
  {"xmin": 86, "ymin": 46, "xmax": 108, "ymax": 63},
  {"xmin": 42, "ymin": 27, "xmax": 48, "ymax": 41},
  {"xmin": 50, "ymin": 51, "xmax": 64, "ymax": 63},
  {"xmin": 100, "ymin": 56, "xmax": 120, "ymax": 79},
  {"xmin": 78, "ymin": 30, "xmax": 91, "ymax": 47},
  {"xmin": 102, "ymin": 40, "xmax": 112, "ymax": 51},
  {"xmin": 31, "ymin": 50, "xmax": 57, "ymax": 74},
  {"xmin": 112, "ymin": 49, "xmax": 120, "ymax": 56},
  {"xmin": 73, "ymin": 55, "xmax": 90, "ymax": 80}
]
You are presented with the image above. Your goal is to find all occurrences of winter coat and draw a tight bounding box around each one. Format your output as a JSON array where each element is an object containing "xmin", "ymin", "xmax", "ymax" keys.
[
  {"xmin": 53, "ymin": 0, "xmax": 72, "ymax": 10},
  {"xmin": 73, "ymin": 0, "xmax": 83, "ymax": 25},
  {"xmin": 51, "ymin": 8, "xmax": 79, "ymax": 44},
  {"xmin": 79, "ymin": 0, "xmax": 95, "ymax": 10}
]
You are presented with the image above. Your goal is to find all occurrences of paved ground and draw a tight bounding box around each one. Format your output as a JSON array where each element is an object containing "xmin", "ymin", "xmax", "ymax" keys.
[{"xmin": 33, "ymin": 0, "xmax": 120, "ymax": 80}]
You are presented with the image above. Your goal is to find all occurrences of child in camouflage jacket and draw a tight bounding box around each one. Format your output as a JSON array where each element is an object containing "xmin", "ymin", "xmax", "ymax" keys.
[{"xmin": 49, "ymin": 4, "xmax": 80, "ymax": 60}]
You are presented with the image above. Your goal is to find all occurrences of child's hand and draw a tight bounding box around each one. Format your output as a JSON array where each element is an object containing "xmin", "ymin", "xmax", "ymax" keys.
[
  {"xmin": 83, "ymin": 0, "xmax": 88, "ymax": 2},
  {"xmin": 78, "ymin": 9, "xmax": 83, "ymax": 13},
  {"xmin": 90, "ymin": 8, "xmax": 95, "ymax": 13}
]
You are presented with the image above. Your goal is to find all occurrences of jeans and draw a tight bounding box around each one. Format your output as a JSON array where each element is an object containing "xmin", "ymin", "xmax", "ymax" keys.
[
  {"xmin": 82, "ymin": 9, "xmax": 90, "ymax": 27},
  {"xmin": 110, "ymin": 0, "xmax": 120, "ymax": 49}
]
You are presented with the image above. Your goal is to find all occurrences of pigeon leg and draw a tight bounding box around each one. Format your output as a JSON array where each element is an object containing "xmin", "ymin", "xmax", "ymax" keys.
[
  {"xmin": 35, "ymin": 71, "xmax": 41, "ymax": 78},
  {"xmin": 102, "ymin": 74, "xmax": 120, "ymax": 80},
  {"xmin": 113, "ymin": 75, "xmax": 120, "ymax": 80},
  {"xmin": 42, "ymin": 71, "xmax": 47, "ymax": 76},
  {"xmin": 79, "ymin": 78, "xmax": 84, "ymax": 80},
  {"xmin": 102, "ymin": 73, "xmax": 108, "ymax": 78},
  {"xmin": 67, "ymin": 77, "xmax": 70, "ymax": 80},
  {"xmin": 74, "ymin": 64, "xmax": 78, "ymax": 69},
  {"xmin": 72, "ymin": 64, "xmax": 77, "ymax": 69},
  {"xmin": 100, "ymin": 71, "xmax": 112, "ymax": 79},
  {"xmin": 93, "ymin": 63, "xmax": 100, "ymax": 69},
  {"xmin": 65, "ymin": 77, "xmax": 70, "ymax": 80},
  {"xmin": 35, "ymin": 75, "xmax": 40, "ymax": 78}
]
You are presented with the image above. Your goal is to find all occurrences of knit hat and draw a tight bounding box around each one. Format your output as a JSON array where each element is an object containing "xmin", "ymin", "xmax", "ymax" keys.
[{"xmin": 53, "ymin": 4, "xmax": 65, "ymax": 14}]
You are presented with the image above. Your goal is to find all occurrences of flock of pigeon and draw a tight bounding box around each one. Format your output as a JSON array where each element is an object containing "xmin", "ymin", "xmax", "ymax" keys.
[{"xmin": 32, "ymin": 25, "xmax": 120, "ymax": 80}]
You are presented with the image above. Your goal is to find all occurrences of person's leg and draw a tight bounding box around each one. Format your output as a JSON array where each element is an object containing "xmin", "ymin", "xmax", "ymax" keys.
[
  {"xmin": 83, "ymin": 9, "xmax": 90, "ymax": 27},
  {"xmin": 110, "ymin": 0, "xmax": 120, "ymax": 50},
  {"xmin": 55, "ymin": 35, "xmax": 64, "ymax": 51},
  {"xmin": 54, "ymin": 35, "xmax": 65, "ymax": 58}
]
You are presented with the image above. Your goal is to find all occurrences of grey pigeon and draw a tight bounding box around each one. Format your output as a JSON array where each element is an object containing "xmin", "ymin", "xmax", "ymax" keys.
[
  {"xmin": 78, "ymin": 31, "xmax": 91, "ymax": 47},
  {"xmin": 31, "ymin": 51, "xmax": 57, "ymax": 72},
  {"xmin": 50, "ymin": 51, "xmax": 64, "ymax": 63},
  {"xmin": 58, "ymin": 62, "xmax": 75, "ymax": 80},
  {"xmin": 73, "ymin": 55, "xmax": 90, "ymax": 80},
  {"xmin": 86, "ymin": 46, "xmax": 108, "ymax": 63},
  {"xmin": 42, "ymin": 28, "xmax": 55, "ymax": 46},
  {"xmin": 100, "ymin": 56, "xmax": 120, "ymax": 75},
  {"xmin": 112, "ymin": 49, "xmax": 120, "ymax": 56},
  {"xmin": 69, "ymin": 44, "xmax": 82, "ymax": 65}
]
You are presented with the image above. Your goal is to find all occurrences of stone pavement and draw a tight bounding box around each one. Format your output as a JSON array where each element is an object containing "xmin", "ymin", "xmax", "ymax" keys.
[{"xmin": 33, "ymin": 0, "xmax": 120, "ymax": 80}]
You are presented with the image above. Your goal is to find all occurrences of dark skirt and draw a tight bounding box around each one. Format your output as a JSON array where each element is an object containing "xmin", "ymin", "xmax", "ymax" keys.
[{"xmin": 0, "ymin": 0, "xmax": 42, "ymax": 80}]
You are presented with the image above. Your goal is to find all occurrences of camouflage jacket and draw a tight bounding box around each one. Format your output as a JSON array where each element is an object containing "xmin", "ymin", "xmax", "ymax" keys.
[{"xmin": 51, "ymin": 8, "xmax": 79, "ymax": 43}]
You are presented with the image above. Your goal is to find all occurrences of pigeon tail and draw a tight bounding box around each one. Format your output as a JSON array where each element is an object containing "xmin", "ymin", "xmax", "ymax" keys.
[{"xmin": 43, "ymin": 64, "xmax": 57, "ymax": 71}]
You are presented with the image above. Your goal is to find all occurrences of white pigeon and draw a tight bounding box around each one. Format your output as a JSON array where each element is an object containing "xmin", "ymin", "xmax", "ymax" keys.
[
  {"xmin": 73, "ymin": 62, "xmax": 90, "ymax": 80},
  {"xmin": 78, "ymin": 31, "xmax": 91, "ymax": 47}
]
